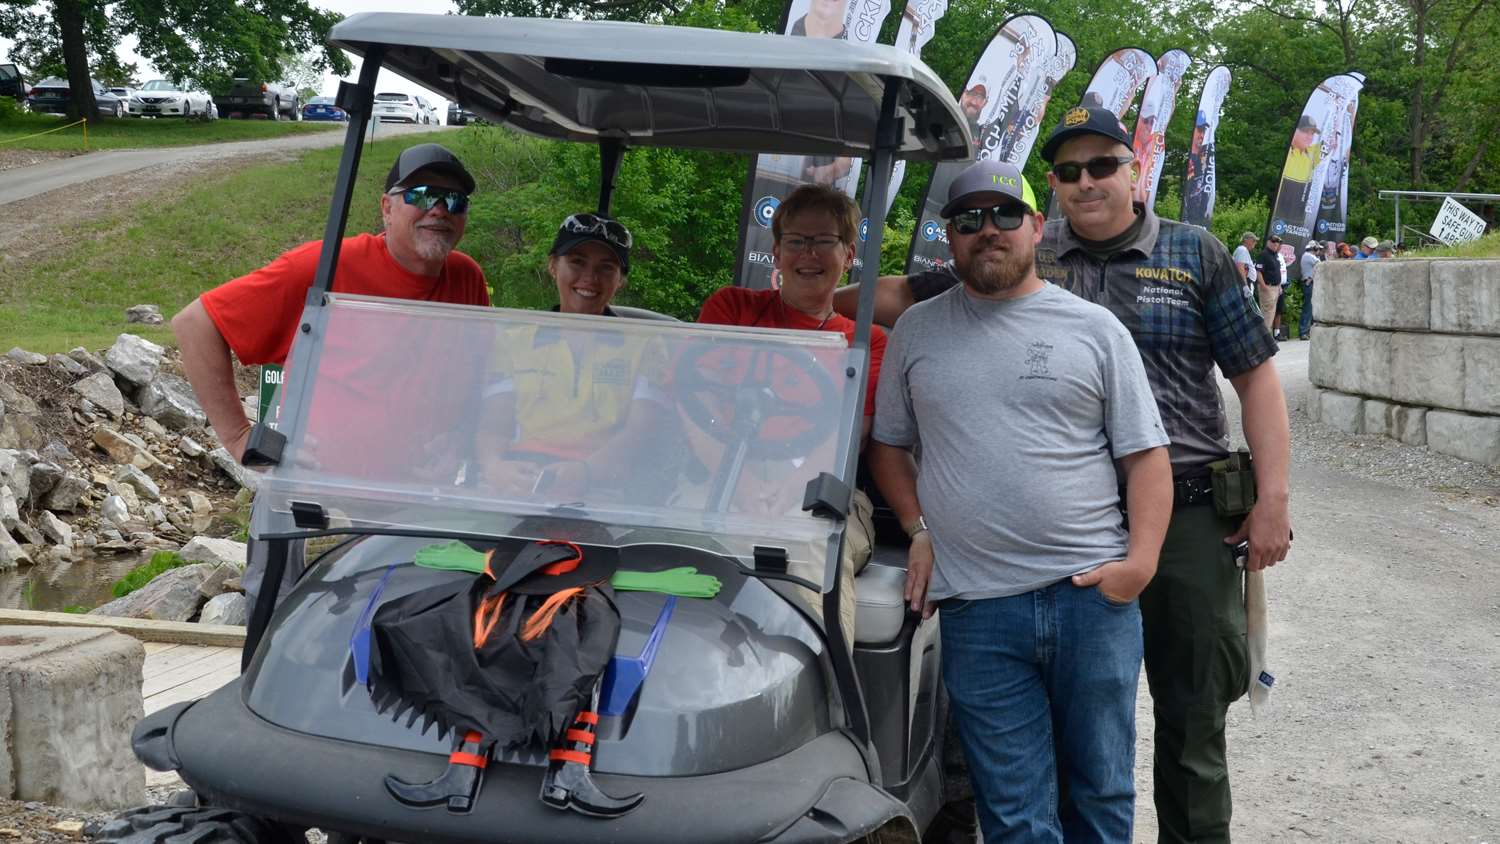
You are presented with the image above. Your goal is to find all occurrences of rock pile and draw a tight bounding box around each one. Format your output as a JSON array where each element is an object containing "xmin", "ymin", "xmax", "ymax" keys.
[{"xmin": 1, "ymin": 334, "xmax": 259, "ymax": 622}]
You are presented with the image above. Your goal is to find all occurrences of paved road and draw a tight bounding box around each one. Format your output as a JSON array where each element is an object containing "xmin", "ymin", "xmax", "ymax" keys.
[{"xmin": 0, "ymin": 121, "xmax": 452, "ymax": 206}]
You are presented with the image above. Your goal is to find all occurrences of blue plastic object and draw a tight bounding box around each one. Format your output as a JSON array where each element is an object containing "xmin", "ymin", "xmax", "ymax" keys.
[
  {"xmin": 600, "ymin": 596, "xmax": 676, "ymax": 717},
  {"xmin": 350, "ymin": 564, "xmax": 398, "ymax": 685}
]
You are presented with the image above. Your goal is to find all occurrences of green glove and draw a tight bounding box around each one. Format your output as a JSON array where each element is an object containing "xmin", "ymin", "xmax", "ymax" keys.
[
  {"xmin": 413, "ymin": 540, "xmax": 488, "ymax": 574},
  {"xmin": 611, "ymin": 567, "xmax": 722, "ymax": 598}
]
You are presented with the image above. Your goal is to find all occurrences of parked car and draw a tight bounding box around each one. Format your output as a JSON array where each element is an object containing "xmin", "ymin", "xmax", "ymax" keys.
[
  {"xmin": 27, "ymin": 77, "xmax": 125, "ymax": 117},
  {"xmin": 301, "ymin": 95, "xmax": 347, "ymax": 121},
  {"xmin": 108, "ymin": 86, "xmax": 134, "ymax": 103},
  {"xmin": 373, "ymin": 91, "xmax": 425, "ymax": 123},
  {"xmin": 215, "ymin": 78, "xmax": 299, "ymax": 120},
  {"xmin": 447, "ymin": 102, "xmax": 477, "ymax": 125},
  {"xmin": 0, "ymin": 63, "xmax": 26, "ymax": 105},
  {"xmin": 128, "ymin": 79, "xmax": 214, "ymax": 119},
  {"xmin": 414, "ymin": 94, "xmax": 438, "ymax": 124}
]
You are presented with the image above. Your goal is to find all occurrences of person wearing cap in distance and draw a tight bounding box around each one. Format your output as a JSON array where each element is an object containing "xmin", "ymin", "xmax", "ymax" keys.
[
  {"xmin": 474, "ymin": 213, "xmax": 675, "ymax": 505},
  {"xmin": 1298, "ymin": 243, "xmax": 1323, "ymax": 339},
  {"xmin": 1376, "ymin": 239, "xmax": 1395, "ymax": 259},
  {"xmin": 1354, "ymin": 235, "xmax": 1379, "ymax": 260},
  {"xmin": 1033, "ymin": 105, "xmax": 1290, "ymax": 843},
  {"xmin": 695, "ymin": 183, "xmax": 883, "ymax": 652},
  {"xmin": 1256, "ymin": 234, "xmax": 1286, "ymax": 334},
  {"xmin": 172, "ymin": 142, "xmax": 489, "ymax": 610},
  {"xmin": 867, "ymin": 158, "xmax": 1172, "ymax": 842}
]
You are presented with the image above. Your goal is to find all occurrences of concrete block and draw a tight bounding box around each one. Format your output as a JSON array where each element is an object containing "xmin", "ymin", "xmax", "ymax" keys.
[
  {"xmin": 1361, "ymin": 260, "xmax": 1431, "ymax": 330},
  {"xmin": 1362, "ymin": 400, "xmax": 1428, "ymax": 446},
  {"xmin": 1389, "ymin": 332, "xmax": 1465, "ymax": 410},
  {"xmin": 1462, "ymin": 336, "xmax": 1500, "ymax": 415},
  {"xmin": 1430, "ymin": 260, "xmax": 1500, "ymax": 336},
  {"xmin": 0, "ymin": 626, "xmax": 145, "ymax": 808},
  {"xmin": 1427, "ymin": 410, "xmax": 1500, "ymax": 467},
  {"xmin": 1306, "ymin": 386, "xmax": 1325, "ymax": 422},
  {"xmin": 1308, "ymin": 325, "xmax": 1349, "ymax": 390},
  {"xmin": 1312, "ymin": 259, "xmax": 1364, "ymax": 326},
  {"xmin": 1363, "ymin": 399, "xmax": 1394, "ymax": 437},
  {"xmin": 1350, "ymin": 327, "xmax": 1393, "ymax": 397},
  {"xmin": 1319, "ymin": 390, "xmax": 1365, "ymax": 433}
]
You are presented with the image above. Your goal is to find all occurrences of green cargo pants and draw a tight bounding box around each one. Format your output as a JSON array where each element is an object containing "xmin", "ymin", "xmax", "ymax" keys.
[{"xmin": 1139, "ymin": 502, "xmax": 1249, "ymax": 844}]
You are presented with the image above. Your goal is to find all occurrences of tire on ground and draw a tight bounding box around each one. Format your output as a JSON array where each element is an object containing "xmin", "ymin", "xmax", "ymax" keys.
[{"xmin": 92, "ymin": 805, "xmax": 307, "ymax": 844}]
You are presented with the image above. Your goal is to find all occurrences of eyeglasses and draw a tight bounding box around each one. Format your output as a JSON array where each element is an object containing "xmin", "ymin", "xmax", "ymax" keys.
[
  {"xmin": 391, "ymin": 184, "xmax": 470, "ymax": 215},
  {"xmin": 780, "ymin": 235, "xmax": 846, "ymax": 254},
  {"xmin": 951, "ymin": 204, "xmax": 1031, "ymax": 235},
  {"xmin": 562, "ymin": 213, "xmax": 632, "ymax": 249},
  {"xmin": 1051, "ymin": 154, "xmax": 1135, "ymax": 183}
]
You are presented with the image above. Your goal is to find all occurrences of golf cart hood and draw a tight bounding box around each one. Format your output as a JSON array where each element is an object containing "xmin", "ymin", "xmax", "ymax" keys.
[{"xmin": 328, "ymin": 13, "xmax": 973, "ymax": 159}]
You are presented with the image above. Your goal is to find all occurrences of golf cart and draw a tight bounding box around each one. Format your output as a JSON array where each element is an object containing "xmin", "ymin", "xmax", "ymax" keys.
[{"xmin": 104, "ymin": 14, "xmax": 973, "ymax": 844}]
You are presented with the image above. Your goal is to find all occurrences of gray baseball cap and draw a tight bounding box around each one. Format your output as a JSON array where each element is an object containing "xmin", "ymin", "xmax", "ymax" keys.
[
  {"xmin": 385, "ymin": 143, "xmax": 476, "ymax": 194},
  {"xmin": 940, "ymin": 159, "xmax": 1038, "ymax": 218}
]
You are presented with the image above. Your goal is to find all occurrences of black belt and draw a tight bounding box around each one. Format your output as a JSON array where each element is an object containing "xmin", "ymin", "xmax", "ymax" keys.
[{"xmin": 1173, "ymin": 475, "xmax": 1215, "ymax": 509}]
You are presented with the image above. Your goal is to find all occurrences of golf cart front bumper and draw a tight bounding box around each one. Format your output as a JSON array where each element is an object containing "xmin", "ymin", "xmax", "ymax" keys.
[{"xmin": 137, "ymin": 681, "xmax": 914, "ymax": 844}]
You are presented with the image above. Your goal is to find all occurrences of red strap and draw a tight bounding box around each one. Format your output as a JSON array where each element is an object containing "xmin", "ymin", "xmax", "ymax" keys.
[
  {"xmin": 538, "ymin": 541, "xmax": 583, "ymax": 575},
  {"xmin": 462, "ymin": 731, "xmax": 484, "ymax": 745},
  {"xmin": 550, "ymin": 749, "xmax": 592, "ymax": 765},
  {"xmin": 565, "ymin": 729, "xmax": 596, "ymax": 745},
  {"xmin": 574, "ymin": 711, "xmax": 599, "ymax": 725},
  {"xmin": 449, "ymin": 751, "xmax": 489, "ymax": 769}
]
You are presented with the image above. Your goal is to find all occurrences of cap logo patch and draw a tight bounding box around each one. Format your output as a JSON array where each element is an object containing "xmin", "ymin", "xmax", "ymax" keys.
[
  {"xmin": 1064, "ymin": 107, "xmax": 1089, "ymax": 127},
  {"xmin": 991, "ymin": 174, "xmax": 1018, "ymax": 187}
]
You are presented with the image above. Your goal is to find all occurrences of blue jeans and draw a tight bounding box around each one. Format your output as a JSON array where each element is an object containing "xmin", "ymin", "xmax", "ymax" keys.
[
  {"xmin": 940, "ymin": 579, "xmax": 1143, "ymax": 843},
  {"xmin": 1299, "ymin": 281, "xmax": 1313, "ymax": 338}
]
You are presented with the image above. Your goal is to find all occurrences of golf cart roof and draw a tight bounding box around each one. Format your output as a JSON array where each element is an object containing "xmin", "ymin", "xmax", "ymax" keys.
[{"xmin": 328, "ymin": 13, "xmax": 972, "ymax": 159}]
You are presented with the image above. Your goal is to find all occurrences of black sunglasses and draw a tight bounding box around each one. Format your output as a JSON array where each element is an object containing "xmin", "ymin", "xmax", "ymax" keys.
[
  {"xmin": 951, "ymin": 204, "xmax": 1031, "ymax": 235},
  {"xmin": 394, "ymin": 184, "xmax": 470, "ymax": 215},
  {"xmin": 562, "ymin": 213, "xmax": 632, "ymax": 249},
  {"xmin": 1051, "ymin": 154, "xmax": 1135, "ymax": 183}
]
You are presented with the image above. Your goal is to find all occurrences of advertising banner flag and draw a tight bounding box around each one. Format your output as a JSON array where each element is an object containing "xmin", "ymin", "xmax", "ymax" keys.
[
  {"xmin": 883, "ymin": 0, "xmax": 950, "ymax": 216},
  {"xmin": 1310, "ymin": 71, "xmax": 1365, "ymax": 248},
  {"xmin": 1079, "ymin": 47, "xmax": 1157, "ymax": 118},
  {"xmin": 904, "ymin": 14, "xmax": 1062, "ymax": 275},
  {"xmin": 733, "ymin": 0, "xmax": 894, "ymax": 288},
  {"xmin": 1267, "ymin": 72, "xmax": 1365, "ymax": 269},
  {"xmin": 1181, "ymin": 64, "xmax": 1230, "ymax": 227},
  {"xmin": 1130, "ymin": 49, "xmax": 1191, "ymax": 208}
]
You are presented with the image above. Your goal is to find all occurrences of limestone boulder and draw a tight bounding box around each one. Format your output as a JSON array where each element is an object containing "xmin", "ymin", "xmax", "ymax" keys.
[
  {"xmin": 103, "ymin": 334, "xmax": 165, "ymax": 387},
  {"xmin": 88, "ymin": 563, "xmax": 216, "ymax": 621},
  {"xmin": 125, "ymin": 304, "xmax": 164, "ymax": 325},
  {"xmin": 178, "ymin": 536, "xmax": 247, "ymax": 569},
  {"xmin": 71, "ymin": 372, "xmax": 125, "ymax": 419},
  {"xmin": 199, "ymin": 592, "xmax": 248, "ymax": 626},
  {"xmin": 136, "ymin": 374, "xmax": 206, "ymax": 430}
]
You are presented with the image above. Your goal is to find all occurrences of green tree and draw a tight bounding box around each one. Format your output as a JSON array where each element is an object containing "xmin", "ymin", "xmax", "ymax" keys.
[{"xmin": 0, "ymin": 0, "xmax": 350, "ymax": 121}]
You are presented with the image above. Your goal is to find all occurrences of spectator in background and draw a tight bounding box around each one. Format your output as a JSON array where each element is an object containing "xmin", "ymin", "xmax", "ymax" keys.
[
  {"xmin": 1298, "ymin": 243, "xmax": 1322, "ymax": 340},
  {"xmin": 1338, "ymin": 242, "xmax": 1355, "ymax": 259},
  {"xmin": 1355, "ymin": 236, "xmax": 1378, "ymax": 260},
  {"xmin": 1255, "ymin": 235, "xmax": 1284, "ymax": 333},
  {"xmin": 1233, "ymin": 231, "xmax": 1259, "ymax": 298},
  {"xmin": 1376, "ymin": 240, "xmax": 1395, "ymax": 259}
]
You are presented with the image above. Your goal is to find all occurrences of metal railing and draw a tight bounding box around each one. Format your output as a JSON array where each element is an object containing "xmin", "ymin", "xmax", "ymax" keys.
[{"xmin": 1378, "ymin": 189, "xmax": 1500, "ymax": 247}]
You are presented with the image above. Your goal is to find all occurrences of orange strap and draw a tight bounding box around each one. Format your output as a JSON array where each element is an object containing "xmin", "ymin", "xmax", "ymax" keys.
[
  {"xmin": 575, "ymin": 711, "xmax": 599, "ymax": 725},
  {"xmin": 481, "ymin": 549, "xmax": 497, "ymax": 579},
  {"xmin": 449, "ymin": 751, "xmax": 489, "ymax": 768},
  {"xmin": 550, "ymin": 749, "xmax": 592, "ymax": 765},
  {"xmin": 521, "ymin": 587, "xmax": 584, "ymax": 642},
  {"xmin": 565, "ymin": 729, "xmax": 596, "ymax": 745},
  {"xmin": 538, "ymin": 541, "xmax": 584, "ymax": 576},
  {"xmin": 472, "ymin": 591, "xmax": 508, "ymax": 649}
]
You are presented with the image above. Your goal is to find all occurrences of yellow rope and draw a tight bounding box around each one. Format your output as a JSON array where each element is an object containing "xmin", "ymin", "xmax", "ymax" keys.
[{"xmin": 0, "ymin": 118, "xmax": 89, "ymax": 147}]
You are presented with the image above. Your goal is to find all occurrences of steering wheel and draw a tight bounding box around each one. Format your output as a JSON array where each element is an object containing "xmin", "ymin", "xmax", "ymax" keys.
[{"xmin": 674, "ymin": 341, "xmax": 841, "ymax": 460}]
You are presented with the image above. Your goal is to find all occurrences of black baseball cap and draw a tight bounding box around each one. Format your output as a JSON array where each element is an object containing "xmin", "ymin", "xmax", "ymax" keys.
[
  {"xmin": 550, "ymin": 213, "xmax": 632, "ymax": 274},
  {"xmin": 385, "ymin": 143, "xmax": 476, "ymax": 194},
  {"xmin": 1041, "ymin": 105, "xmax": 1133, "ymax": 163}
]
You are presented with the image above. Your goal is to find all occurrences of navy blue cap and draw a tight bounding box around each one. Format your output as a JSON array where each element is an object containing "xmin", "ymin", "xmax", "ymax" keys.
[{"xmin": 1040, "ymin": 105, "xmax": 1133, "ymax": 163}]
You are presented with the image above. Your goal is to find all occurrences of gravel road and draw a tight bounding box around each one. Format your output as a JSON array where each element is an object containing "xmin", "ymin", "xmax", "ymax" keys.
[{"xmin": 1132, "ymin": 339, "xmax": 1500, "ymax": 842}]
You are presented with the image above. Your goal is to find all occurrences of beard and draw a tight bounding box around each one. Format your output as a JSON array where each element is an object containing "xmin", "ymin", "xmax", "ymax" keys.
[
  {"xmin": 956, "ymin": 239, "xmax": 1034, "ymax": 296},
  {"xmin": 409, "ymin": 224, "xmax": 460, "ymax": 262}
]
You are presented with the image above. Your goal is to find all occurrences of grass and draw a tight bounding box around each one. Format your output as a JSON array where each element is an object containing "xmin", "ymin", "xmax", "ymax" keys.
[
  {"xmin": 0, "ymin": 111, "xmax": 338, "ymax": 151},
  {"xmin": 1403, "ymin": 231, "xmax": 1500, "ymax": 258},
  {"xmin": 1, "ymin": 129, "xmax": 455, "ymax": 353},
  {"xmin": 110, "ymin": 550, "xmax": 190, "ymax": 599}
]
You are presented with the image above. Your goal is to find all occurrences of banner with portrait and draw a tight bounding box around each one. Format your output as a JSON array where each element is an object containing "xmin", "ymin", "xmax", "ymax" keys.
[
  {"xmin": 1310, "ymin": 71, "xmax": 1364, "ymax": 248},
  {"xmin": 883, "ymin": 0, "xmax": 951, "ymax": 216},
  {"xmin": 1130, "ymin": 49, "xmax": 1190, "ymax": 209},
  {"xmin": 1267, "ymin": 72, "xmax": 1365, "ymax": 271},
  {"xmin": 904, "ymin": 14, "xmax": 1063, "ymax": 275},
  {"xmin": 1181, "ymin": 64, "xmax": 1230, "ymax": 228},
  {"xmin": 732, "ymin": 0, "xmax": 894, "ymax": 289}
]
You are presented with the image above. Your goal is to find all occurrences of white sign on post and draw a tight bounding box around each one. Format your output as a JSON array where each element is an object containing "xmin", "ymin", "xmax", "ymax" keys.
[{"xmin": 1429, "ymin": 196, "xmax": 1488, "ymax": 245}]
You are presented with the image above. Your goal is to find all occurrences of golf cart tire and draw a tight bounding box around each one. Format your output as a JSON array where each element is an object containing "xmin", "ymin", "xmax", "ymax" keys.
[{"xmin": 93, "ymin": 805, "xmax": 306, "ymax": 844}]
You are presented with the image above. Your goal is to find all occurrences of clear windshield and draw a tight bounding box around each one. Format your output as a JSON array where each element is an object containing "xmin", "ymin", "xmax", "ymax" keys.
[
  {"xmin": 255, "ymin": 294, "xmax": 863, "ymax": 587},
  {"xmin": 142, "ymin": 80, "xmax": 176, "ymax": 91}
]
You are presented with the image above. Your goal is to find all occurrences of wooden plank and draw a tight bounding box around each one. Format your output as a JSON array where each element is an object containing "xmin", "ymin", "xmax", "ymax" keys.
[
  {"xmin": 0, "ymin": 609, "xmax": 246, "ymax": 647},
  {"xmin": 142, "ymin": 647, "xmax": 237, "ymax": 698},
  {"xmin": 143, "ymin": 641, "xmax": 177, "ymax": 655},
  {"xmin": 144, "ymin": 661, "xmax": 241, "ymax": 714},
  {"xmin": 144, "ymin": 643, "xmax": 230, "ymax": 675}
]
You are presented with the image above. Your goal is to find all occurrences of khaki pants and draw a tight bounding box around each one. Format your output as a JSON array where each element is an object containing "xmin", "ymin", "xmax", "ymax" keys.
[
  {"xmin": 1256, "ymin": 282, "xmax": 1279, "ymax": 331},
  {"xmin": 790, "ymin": 488, "xmax": 874, "ymax": 652}
]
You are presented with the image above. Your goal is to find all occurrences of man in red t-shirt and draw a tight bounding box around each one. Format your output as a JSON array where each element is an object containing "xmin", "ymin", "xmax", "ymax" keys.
[
  {"xmin": 697, "ymin": 183, "xmax": 883, "ymax": 650},
  {"xmin": 171, "ymin": 143, "xmax": 490, "ymax": 606}
]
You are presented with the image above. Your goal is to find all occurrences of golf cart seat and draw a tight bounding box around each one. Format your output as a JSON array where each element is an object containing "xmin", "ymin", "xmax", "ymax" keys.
[{"xmin": 852, "ymin": 563, "xmax": 906, "ymax": 644}]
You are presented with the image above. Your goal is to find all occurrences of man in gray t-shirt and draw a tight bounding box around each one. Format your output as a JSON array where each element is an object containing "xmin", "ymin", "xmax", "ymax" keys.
[{"xmin": 868, "ymin": 159, "xmax": 1172, "ymax": 841}]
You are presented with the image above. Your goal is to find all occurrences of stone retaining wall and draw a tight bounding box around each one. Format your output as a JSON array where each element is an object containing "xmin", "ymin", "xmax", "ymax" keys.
[{"xmin": 1309, "ymin": 259, "xmax": 1500, "ymax": 466}]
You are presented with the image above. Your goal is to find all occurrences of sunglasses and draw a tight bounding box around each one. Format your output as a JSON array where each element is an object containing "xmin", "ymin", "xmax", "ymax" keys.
[
  {"xmin": 562, "ymin": 213, "xmax": 632, "ymax": 249},
  {"xmin": 1051, "ymin": 154, "xmax": 1135, "ymax": 183},
  {"xmin": 951, "ymin": 204, "xmax": 1031, "ymax": 235},
  {"xmin": 392, "ymin": 184, "xmax": 470, "ymax": 215}
]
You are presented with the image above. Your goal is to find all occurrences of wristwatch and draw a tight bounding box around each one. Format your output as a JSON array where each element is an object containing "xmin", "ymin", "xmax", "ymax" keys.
[{"xmin": 904, "ymin": 515, "xmax": 930, "ymax": 539}]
